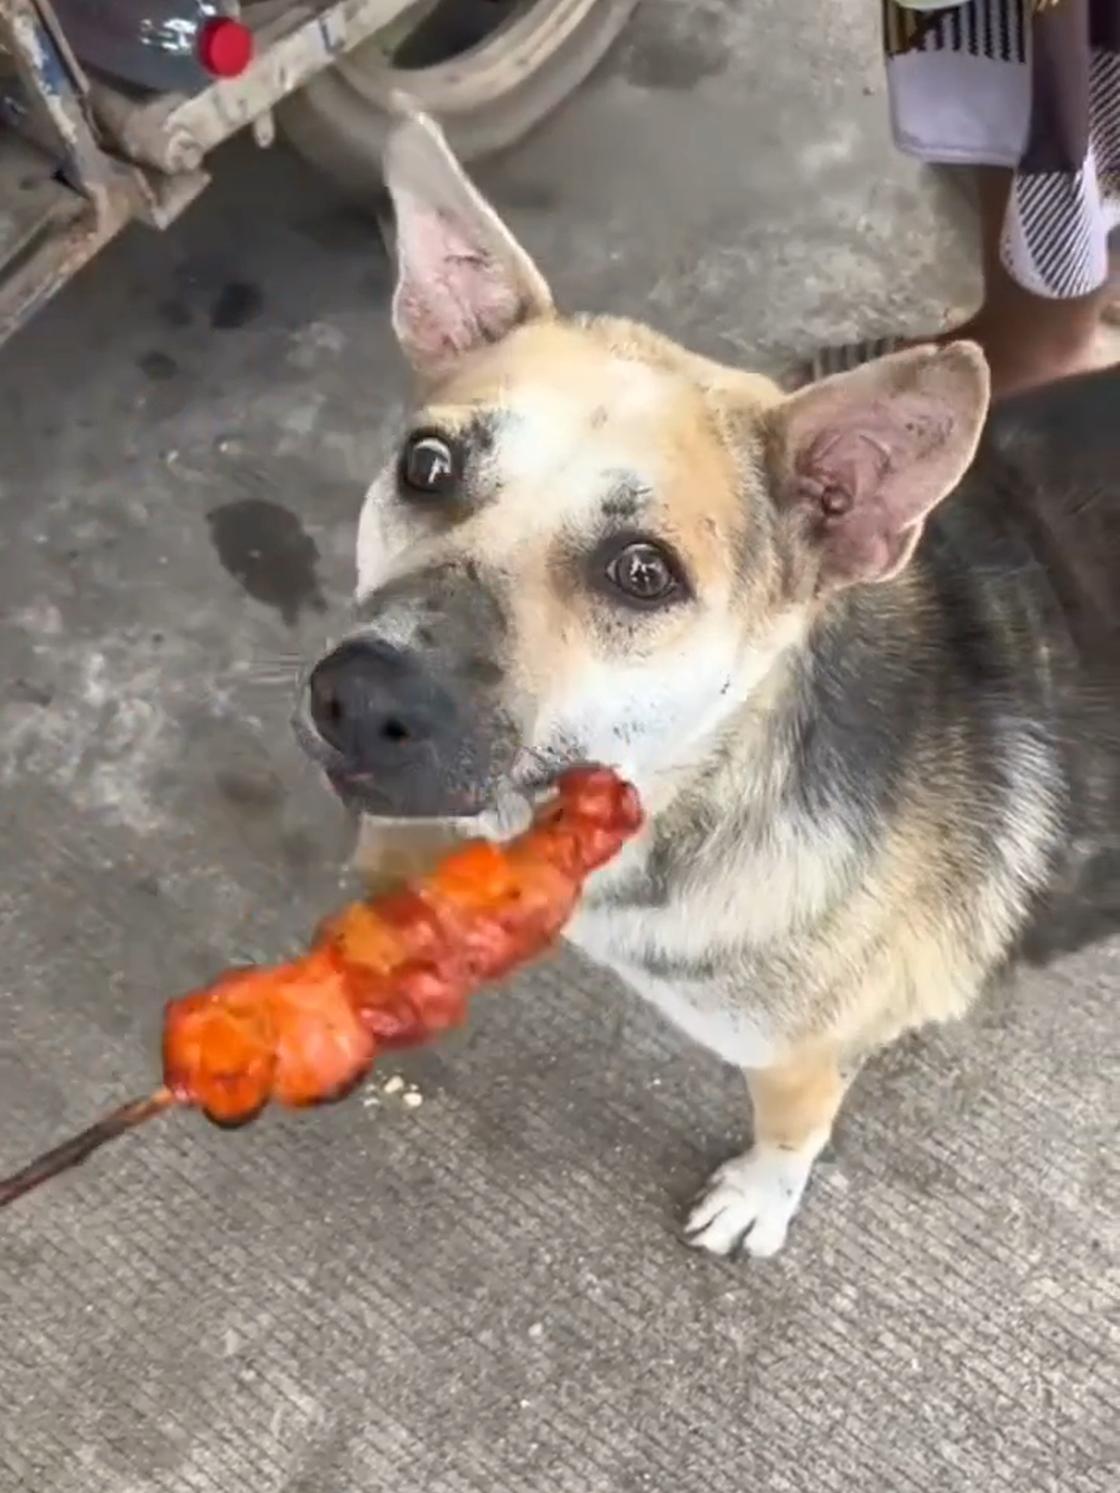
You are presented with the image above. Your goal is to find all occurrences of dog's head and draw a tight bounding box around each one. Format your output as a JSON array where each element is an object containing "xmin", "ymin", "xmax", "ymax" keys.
[{"xmin": 297, "ymin": 113, "xmax": 990, "ymax": 819}]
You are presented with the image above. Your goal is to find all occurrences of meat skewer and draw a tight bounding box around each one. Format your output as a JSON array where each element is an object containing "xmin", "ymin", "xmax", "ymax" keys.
[{"xmin": 0, "ymin": 766, "xmax": 641, "ymax": 1210}]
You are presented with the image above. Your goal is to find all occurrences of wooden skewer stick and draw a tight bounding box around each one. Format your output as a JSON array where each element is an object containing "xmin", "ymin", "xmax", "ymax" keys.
[{"xmin": 0, "ymin": 1087, "xmax": 177, "ymax": 1209}]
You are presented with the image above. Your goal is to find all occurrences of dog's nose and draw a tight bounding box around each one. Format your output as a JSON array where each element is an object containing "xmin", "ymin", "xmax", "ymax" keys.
[{"xmin": 308, "ymin": 638, "xmax": 454, "ymax": 766}]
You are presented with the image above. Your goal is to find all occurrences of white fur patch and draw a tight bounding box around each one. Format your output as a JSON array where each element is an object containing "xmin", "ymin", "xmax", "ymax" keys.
[
  {"xmin": 608, "ymin": 958, "xmax": 778, "ymax": 1070},
  {"xmin": 526, "ymin": 624, "xmax": 740, "ymax": 783},
  {"xmin": 355, "ymin": 472, "xmax": 427, "ymax": 601},
  {"xmin": 483, "ymin": 368, "xmax": 673, "ymax": 526}
]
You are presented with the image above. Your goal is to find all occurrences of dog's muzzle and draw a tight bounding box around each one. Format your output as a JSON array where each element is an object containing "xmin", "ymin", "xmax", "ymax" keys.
[{"xmin": 296, "ymin": 636, "xmax": 511, "ymax": 818}]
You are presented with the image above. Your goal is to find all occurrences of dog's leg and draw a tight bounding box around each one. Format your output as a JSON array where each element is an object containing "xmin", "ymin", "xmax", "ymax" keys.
[{"xmin": 686, "ymin": 1046, "xmax": 850, "ymax": 1259}]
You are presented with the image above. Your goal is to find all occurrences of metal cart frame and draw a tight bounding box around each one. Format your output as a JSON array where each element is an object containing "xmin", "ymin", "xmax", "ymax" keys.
[{"xmin": 0, "ymin": 0, "xmax": 417, "ymax": 344}]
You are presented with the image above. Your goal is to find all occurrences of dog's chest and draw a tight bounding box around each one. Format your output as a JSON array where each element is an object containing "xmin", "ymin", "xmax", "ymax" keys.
[
  {"xmin": 566, "ymin": 892, "xmax": 780, "ymax": 1071},
  {"xmin": 355, "ymin": 811, "xmax": 783, "ymax": 1068}
]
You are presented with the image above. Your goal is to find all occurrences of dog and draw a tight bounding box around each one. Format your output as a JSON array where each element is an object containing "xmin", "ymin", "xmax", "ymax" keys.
[{"xmin": 295, "ymin": 112, "xmax": 1120, "ymax": 1259}]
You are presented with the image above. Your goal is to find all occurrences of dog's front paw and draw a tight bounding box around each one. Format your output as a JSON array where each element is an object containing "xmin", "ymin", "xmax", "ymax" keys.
[{"xmin": 685, "ymin": 1145, "xmax": 814, "ymax": 1259}]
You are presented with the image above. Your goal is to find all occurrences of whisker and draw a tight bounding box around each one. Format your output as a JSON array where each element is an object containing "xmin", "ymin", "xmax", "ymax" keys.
[{"xmin": 214, "ymin": 659, "xmax": 306, "ymax": 689}]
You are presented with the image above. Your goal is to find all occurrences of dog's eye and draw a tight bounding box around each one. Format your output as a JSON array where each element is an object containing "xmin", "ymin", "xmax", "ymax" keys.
[
  {"xmin": 399, "ymin": 433, "xmax": 458, "ymax": 497},
  {"xmin": 605, "ymin": 541, "xmax": 679, "ymax": 605}
]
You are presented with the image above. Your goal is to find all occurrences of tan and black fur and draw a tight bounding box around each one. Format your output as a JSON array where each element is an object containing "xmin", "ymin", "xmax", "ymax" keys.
[{"xmin": 295, "ymin": 114, "xmax": 1120, "ymax": 1258}]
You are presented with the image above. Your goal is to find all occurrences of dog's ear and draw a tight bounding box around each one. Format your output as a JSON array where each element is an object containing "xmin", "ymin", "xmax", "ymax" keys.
[
  {"xmin": 381, "ymin": 110, "xmax": 554, "ymax": 381},
  {"xmin": 772, "ymin": 342, "xmax": 990, "ymax": 589}
]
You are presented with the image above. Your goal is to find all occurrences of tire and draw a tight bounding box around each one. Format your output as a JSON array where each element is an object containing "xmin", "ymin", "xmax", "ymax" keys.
[{"xmin": 277, "ymin": 0, "xmax": 641, "ymax": 200}]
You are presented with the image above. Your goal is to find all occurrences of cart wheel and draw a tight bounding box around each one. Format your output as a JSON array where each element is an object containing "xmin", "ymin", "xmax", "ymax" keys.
[{"xmin": 277, "ymin": 0, "xmax": 641, "ymax": 199}]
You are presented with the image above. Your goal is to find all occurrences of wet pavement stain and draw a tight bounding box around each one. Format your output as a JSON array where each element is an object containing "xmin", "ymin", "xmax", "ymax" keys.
[
  {"xmin": 210, "ymin": 280, "xmax": 264, "ymax": 330},
  {"xmin": 215, "ymin": 765, "xmax": 285, "ymax": 815},
  {"xmin": 10, "ymin": 676, "xmax": 53, "ymax": 706},
  {"xmin": 617, "ymin": 8, "xmax": 730, "ymax": 91},
  {"xmin": 138, "ymin": 351, "xmax": 179, "ymax": 381},
  {"xmin": 207, "ymin": 497, "xmax": 326, "ymax": 625}
]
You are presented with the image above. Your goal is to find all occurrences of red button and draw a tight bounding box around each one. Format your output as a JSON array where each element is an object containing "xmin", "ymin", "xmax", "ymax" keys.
[{"xmin": 197, "ymin": 18, "xmax": 254, "ymax": 79}]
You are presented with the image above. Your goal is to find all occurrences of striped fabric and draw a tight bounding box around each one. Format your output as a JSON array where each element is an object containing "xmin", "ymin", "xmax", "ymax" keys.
[
  {"xmin": 883, "ymin": 0, "xmax": 1120, "ymax": 298},
  {"xmin": 885, "ymin": 0, "xmax": 1029, "ymax": 64}
]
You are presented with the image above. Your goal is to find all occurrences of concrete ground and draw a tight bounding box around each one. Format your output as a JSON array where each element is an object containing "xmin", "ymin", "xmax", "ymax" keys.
[{"xmin": 1, "ymin": 1, "xmax": 1116, "ymax": 1489}]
